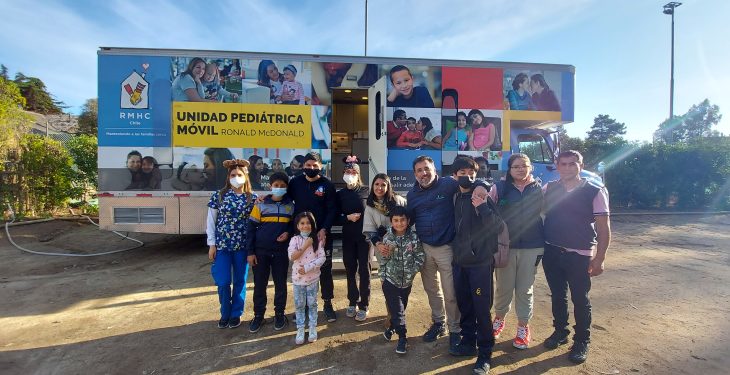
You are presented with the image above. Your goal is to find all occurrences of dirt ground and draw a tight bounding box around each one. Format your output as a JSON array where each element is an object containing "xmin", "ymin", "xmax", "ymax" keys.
[{"xmin": 1, "ymin": 214, "xmax": 729, "ymax": 374}]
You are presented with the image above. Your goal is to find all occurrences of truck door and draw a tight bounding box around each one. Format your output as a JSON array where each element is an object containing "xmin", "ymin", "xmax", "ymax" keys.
[{"xmin": 367, "ymin": 76, "xmax": 387, "ymax": 176}]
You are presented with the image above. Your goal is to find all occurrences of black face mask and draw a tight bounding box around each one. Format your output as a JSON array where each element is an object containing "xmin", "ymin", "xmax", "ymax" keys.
[
  {"xmin": 303, "ymin": 168, "xmax": 320, "ymax": 178},
  {"xmin": 457, "ymin": 176, "xmax": 474, "ymax": 189}
]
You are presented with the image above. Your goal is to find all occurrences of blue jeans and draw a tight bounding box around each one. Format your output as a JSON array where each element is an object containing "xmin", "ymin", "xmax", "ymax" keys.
[
  {"xmin": 294, "ymin": 281, "xmax": 319, "ymax": 329},
  {"xmin": 211, "ymin": 250, "xmax": 249, "ymax": 320}
]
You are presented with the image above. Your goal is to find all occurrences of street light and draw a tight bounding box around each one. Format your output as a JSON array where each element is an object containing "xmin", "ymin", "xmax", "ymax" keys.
[{"xmin": 663, "ymin": 2, "xmax": 681, "ymax": 121}]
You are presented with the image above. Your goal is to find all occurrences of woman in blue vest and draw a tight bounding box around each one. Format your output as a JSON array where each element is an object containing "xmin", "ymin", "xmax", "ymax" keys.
[{"xmin": 488, "ymin": 153, "xmax": 544, "ymax": 349}]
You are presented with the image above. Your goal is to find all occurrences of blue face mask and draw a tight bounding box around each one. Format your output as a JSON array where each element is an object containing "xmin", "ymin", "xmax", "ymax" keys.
[
  {"xmin": 271, "ymin": 187, "xmax": 286, "ymax": 197},
  {"xmin": 300, "ymin": 231, "xmax": 311, "ymax": 238}
]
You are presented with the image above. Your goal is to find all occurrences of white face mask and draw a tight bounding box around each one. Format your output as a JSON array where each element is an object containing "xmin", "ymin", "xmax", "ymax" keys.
[
  {"xmin": 343, "ymin": 174, "xmax": 358, "ymax": 186},
  {"xmin": 229, "ymin": 175, "xmax": 246, "ymax": 188}
]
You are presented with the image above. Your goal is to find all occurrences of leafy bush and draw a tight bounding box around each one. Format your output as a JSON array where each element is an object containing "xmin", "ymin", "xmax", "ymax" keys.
[
  {"xmin": 12, "ymin": 134, "xmax": 77, "ymax": 216},
  {"xmin": 586, "ymin": 138, "xmax": 730, "ymax": 210}
]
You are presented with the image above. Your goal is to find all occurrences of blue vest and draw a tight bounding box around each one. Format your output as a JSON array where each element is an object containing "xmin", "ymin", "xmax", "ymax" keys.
[
  {"xmin": 496, "ymin": 181, "xmax": 544, "ymax": 249},
  {"xmin": 544, "ymin": 180, "xmax": 601, "ymax": 250}
]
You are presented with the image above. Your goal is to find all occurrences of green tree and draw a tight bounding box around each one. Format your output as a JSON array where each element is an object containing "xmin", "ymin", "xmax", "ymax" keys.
[
  {"xmin": 0, "ymin": 64, "xmax": 8, "ymax": 80},
  {"xmin": 67, "ymin": 135, "xmax": 98, "ymax": 196},
  {"xmin": 586, "ymin": 114, "xmax": 626, "ymax": 143},
  {"xmin": 13, "ymin": 73, "xmax": 65, "ymax": 114},
  {"xmin": 77, "ymin": 98, "xmax": 98, "ymax": 136},
  {"xmin": 0, "ymin": 76, "xmax": 32, "ymax": 153},
  {"xmin": 655, "ymin": 99, "xmax": 723, "ymax": 143}
]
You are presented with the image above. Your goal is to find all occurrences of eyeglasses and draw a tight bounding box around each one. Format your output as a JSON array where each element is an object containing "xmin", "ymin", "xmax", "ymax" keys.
[{"xmin": 510, "ymin": 165, "xmax": 530, "ymax": 170}]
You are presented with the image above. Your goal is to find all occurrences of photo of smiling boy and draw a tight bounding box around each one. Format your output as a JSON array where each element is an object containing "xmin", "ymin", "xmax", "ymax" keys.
[{"xmin": 387, "ymin": 65, "xmax": 435, "ymax": 108}]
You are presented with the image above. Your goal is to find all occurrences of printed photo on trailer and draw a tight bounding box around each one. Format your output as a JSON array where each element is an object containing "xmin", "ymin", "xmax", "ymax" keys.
[{"xmin": 386, "ymin": 107, "xmax": 441, "ymax": 150}]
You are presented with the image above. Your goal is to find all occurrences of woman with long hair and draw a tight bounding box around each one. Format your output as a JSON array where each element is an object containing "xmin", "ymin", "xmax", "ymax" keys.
[
  {"xmin": 488, "ymin": 153, "xmax": 544, "ymax": 350},
  {"xmin": 172, "ymin": 57, "xmax": 214, "ymax": 102},
  {"xmin": 362, "ymin": 172, "xmax": 407, "ymax": 334},
  {"xmin": 257, "ymin": 59, "xmax": 284, "ymax": 103},
  {"xmin": 206, "ymin": 159, "xmax": 257, "ymax": 330},
  {"xmin": 203, "ymin": 148, "xmax": 235, "ymax": 191}
]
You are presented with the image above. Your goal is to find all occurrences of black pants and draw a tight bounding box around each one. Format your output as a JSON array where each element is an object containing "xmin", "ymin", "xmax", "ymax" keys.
[
  {"xmin": 252, "ymin": 249, "xmax": 289, "ymax": 316},
  {"xmin": 320, "ymin": 231, "xmax": 334, "ymax": 301},
  {"xmin": 454, "ymin": 263, "xmax": 495, "ymax": 358},
  {"xmin": 343, "ymin": 235, "xmax": 371, "ymax": 310},
  {"xmin": 382, "ymin": 279, "xmax": 411, "ymax": 337},
  {"xmin": 542, "ymin": 243, "xmax": 592, "ymax": 343}
]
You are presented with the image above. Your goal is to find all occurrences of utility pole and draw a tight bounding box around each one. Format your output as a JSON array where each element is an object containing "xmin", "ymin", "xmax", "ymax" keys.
[
  {"xmin": 663, "ymin": 2, "xmax": 682, "ymax": 121},
  {"xmin": 364, "ymin": 0, "xmax": 368, "ymax": 56}
]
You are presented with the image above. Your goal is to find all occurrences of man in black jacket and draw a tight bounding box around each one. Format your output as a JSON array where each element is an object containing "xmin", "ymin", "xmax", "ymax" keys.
[{"xmin": 449, "ymin": 156, "xmax": 503, "ymax": 375}]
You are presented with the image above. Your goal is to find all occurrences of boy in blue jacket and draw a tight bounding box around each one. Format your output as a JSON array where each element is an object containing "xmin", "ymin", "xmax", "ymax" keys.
[{"xmin": 247, "ymin": 172, "xmax": 295, "ymax": 332}]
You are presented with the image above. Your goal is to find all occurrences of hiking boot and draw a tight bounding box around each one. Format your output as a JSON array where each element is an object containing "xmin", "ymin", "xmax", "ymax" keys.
[
  {"xmin": 217, "ymin": 318, "xmax": 229, "ymax": 329},
  {"xmin": 383, "ymin": 328, "xmax": 395, "ymax": 341},
  {"xmin": 295, "ymin": 327, "xmax": 305, "ymax": 345},
  {"xmin": 248, "ymin": 315, "xmax": 265, "ymax": 333},
  {"xmin": 472, "ymin": 355, "xmax": 491, "ymax": 375},
  {"xmin": 323, "ymin": 301, "xmax": 337, "ymax": 322},
  {"xmin": 274, "ymin": 314, "xmax": 289, "ymax": 331},
  {"xmin": 513, "ymin": 325, "xmax": 531, "ymax": 349},
  {"xmin": 449, "ymin": 342, "xmax": 477, "ymax": 357},
  {"xmin": 422, "ymin": 322, "xmax": 447, "ymax": 342},
  {"xmin": 228, "ymin": 317, "xmax": 241, "ymax": 329},
  {"xmin": 396, "ymin": 337, "xmax": 408, "ymax": 354},
  {"xmin": 569, "ymin": 341, "xmax": 589, "ymax": 364},
  {"xmin": 492, "ymin": 317, "xmax": 505, "ymax": 338},
  {"xmin": 355, "ymin": 309, "xmax": 369, "ymax": 322},
  {"xmin": 346, "ymin": 305, "xmax": 357, "ymax": 318},
  {"xmin": 543, "ymin": 329, "xmax": 569, "ymax": 349}
]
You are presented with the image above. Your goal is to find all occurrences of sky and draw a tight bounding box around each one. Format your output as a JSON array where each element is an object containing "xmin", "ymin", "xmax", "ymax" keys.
[{"xmin": 1, "ymin": 0, "xmax": 727, "ymax": 141}]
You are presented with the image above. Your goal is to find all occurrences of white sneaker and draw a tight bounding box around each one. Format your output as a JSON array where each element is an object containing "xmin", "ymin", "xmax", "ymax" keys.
[
  {"xmin": 346, "ymin": 306, "xmax": 357, "ymax": 318},
  {"xmin": 355, "ymin": 309, "xmax": 369, "ymax": 322},
  {"xmin": 492, "ymin": 317, "xmax": 506, "ymax": 339},
  {"xmin": 308, "ymin": 326, "xmax": 318, "ymax": 342},
  {"xmin": 295, "ymin": 327, "xmax": 305, "ymax": 345}
]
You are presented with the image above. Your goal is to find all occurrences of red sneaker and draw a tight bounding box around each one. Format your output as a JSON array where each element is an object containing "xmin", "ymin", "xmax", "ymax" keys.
[
  {"xmin": 492, "ymin": 317, "xmax": 505, "ymax": 339},
  {"xmin": 513, "ymin": 325, "xmax": 531, "ymax": 349}
]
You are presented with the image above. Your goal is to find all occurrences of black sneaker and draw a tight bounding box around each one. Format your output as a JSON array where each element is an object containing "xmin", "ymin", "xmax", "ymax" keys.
[
  {"xmin": 383, "ymin": 328, "xmax": 395, "ymax": 341},
  {"xmin": 217, "ymin": 318, "xmax": 229, "ymax": 329},
  {"xmin": 449, "ymin": 332, "xmax": 461, "ymax": 352},
  {"xmin": 472, "ymin": 356, "xmax": 491, "ymax": 375},
  {"xmin": 323, "ymin": 302, "xmax": 337, "ymax": 323},
  {"xmin": 543, "ymin": 330, "xmax": 569, "ymax": 349},
  {"xmin": 228, "ymin": 317, "xmax": 242, "ymax": 329},
  {"xmin": 450, "ymin": 342, "xmax": 477, "ymax": 357},
  {"xmin": 274, "ymin": 314, "xmax": 289, "ymax": 331},
  {"xmin": 422, "ymin": 322, "xmax": 447, "ymax": 342},
  {"xmin": 395, "ymin": 337, "xmax": 408, "ymax": 354},
  {"xmin": 248, "ymin": 316, "xmax": 265, "ymax": 333},
  {"xmin": 569, "ymin": 341, "xmax": 589, "ymax": 364}
]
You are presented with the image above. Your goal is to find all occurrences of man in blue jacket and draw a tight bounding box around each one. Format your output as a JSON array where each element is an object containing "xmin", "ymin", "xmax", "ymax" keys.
[{"xmin": 406, "ymin": 155, "xmax": 488, "ymax": 351}]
